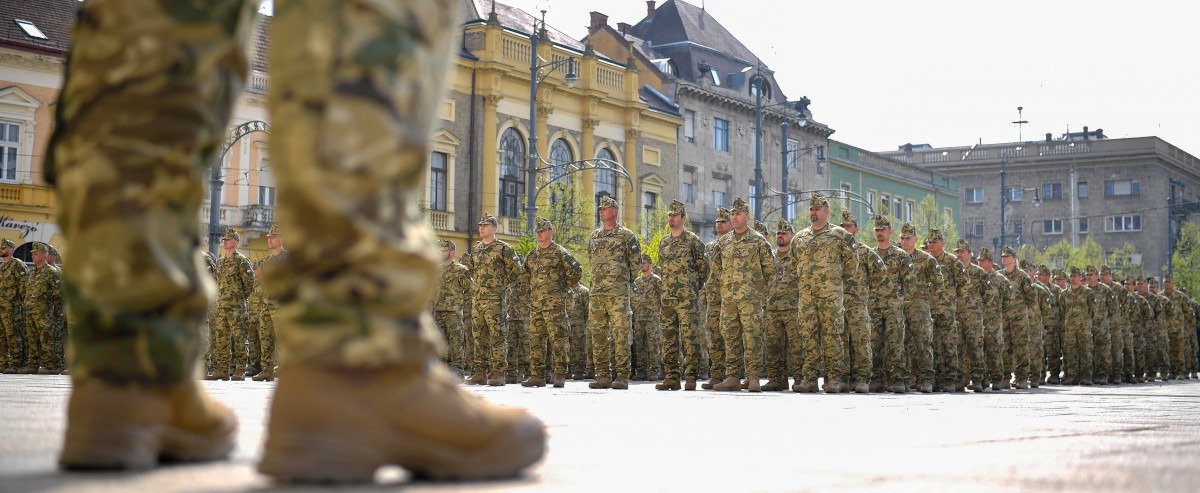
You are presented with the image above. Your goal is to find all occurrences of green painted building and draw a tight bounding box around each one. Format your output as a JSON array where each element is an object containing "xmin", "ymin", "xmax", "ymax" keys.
[{"xmin": 826, "ymin": 139, "xmax": 958, "ymax": 237}]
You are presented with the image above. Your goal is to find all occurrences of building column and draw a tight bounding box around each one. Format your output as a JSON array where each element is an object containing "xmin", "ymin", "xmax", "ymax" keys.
[
  {"xmin": 535, "ymin": 104, "xmax": 552, "ymax": 209},
  {"xmin": 581, "ymin": 118, "xmax": 598, "ymax": 208},
  {"xmin": 623, "ymin": 128, "xmax": 640, "ymax": 226},
  {"xmin": 481, "ymin": 94, "xmax": 502, "ymax": 217}
]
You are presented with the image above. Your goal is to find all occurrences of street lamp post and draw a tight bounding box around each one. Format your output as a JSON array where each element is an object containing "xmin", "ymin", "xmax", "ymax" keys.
[
  {"xmin": 750, "ymin": 72, "xmax": 766, "ymax": 221},
  {"xmin": 525, "ymin": 15, "xmax": 578, "ymax": 235}
]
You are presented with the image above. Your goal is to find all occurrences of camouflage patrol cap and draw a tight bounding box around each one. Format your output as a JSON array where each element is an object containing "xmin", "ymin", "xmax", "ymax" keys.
[
  {"xmin": 1037, "ymin": 264, "xmax": 1050, "ymax": 276},
  {"xmin": 776, "ymin": 219, "xmax": 794, "ymax": 235},
  {"xmin": 753, "ymin": 220, "xmax": 769, "ymax": 237},
  {"xmin": 873, "ymin": 215, "xmax": 891, "ymax": 230},
  {"xmin": 716, "ymin": 207, "xmax": 731, "ymax": 223},
  {"xmin": 222, "ymin": 227, "xmax": 240, "ymax": 242},
  {"xmin": 31, "ymin": 242, "xmax": 48, "ymax": 253},
  {"xmin": 977, "ymin": 248, "xmax": 994, "ymax": 261},
  {"xmin": 667, "ymin": 199, "xmax": 686, "ymax": 216},
  {"xmin": 438, "ymin": 239, "xmax": 455, "ymax": 251},
  {"xmin": 535, "ymin": 216, "xmax": 554, "ymax": 232},
  {"xmin": 839, "ymin": 210, "xmax": 857, "ymax": 227},
  {"xmin": 598, "ymin": 195, "xmax": 618, "ymax": 210},
  {"xmin": 1068, "ymin": 266, "xmax": 1082, "ymax": 277},
  {"xmin": 478, "ymin": 211, "xmax": 499, "ymax": 226},
  {"xmin": 731, "ymin": 197, "xmax": 750, "ymax": 213},
  {"xmin": 1149, "ymin": 277, "xmax": 1159, "ymax": 288},
  {"xmin": 926, "ymin": 229, "xmax": 944, "ymax": 242},
  {"xmin": 266, "ymin": 224, "xmax": 281, "ymax": 237},
  {"xmin": 0, "ymin": 239, "xmax": 13, "ymax": 249},
  {"xmin": 1164, "ymin": 273, "xmax": 1174, "ymax": 283},
  {"xmin": 1053, "ymin": 268, "xmax": 1066, "ymax": 279},
  {"xmin": 1136, "ymin": 277, "xmax": 1148, "ymax": 285},
  {"xmin": 1001, "ymin": 246, "xmax": 1017, "ymax": 257},
  {"xmin": 810, "ymin": 193, "xmax": 829, "ymax": 208},
  {"xmin": 1099, "ymin": 265, "xmax": 1112, "ymax": 275},
  {"xmin": 641, "ymin": 253, "xmax": 653, "ymax": 264},
  {"xmin": 1084, "ymin": 265, "xmax": 1098, "ymax": 275},
  {"xmin": 900, "ymin": 223, "xmax": 917, "ymax": 238},
  {"xmin": 1019, "ymin": 259, "xmax": 1032, "ymax": 270},
  {"xmin": 47, "ymin": 245, "xmax": 58, "ymax": 257},
  {"xmin": 954, "ymin": 238, "xmax": 971, "ymax": 252}
]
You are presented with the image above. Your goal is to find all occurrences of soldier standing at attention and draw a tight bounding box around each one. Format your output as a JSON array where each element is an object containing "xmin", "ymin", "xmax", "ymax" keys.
[
  {"xmin": 926, "ymin": 229, "xmax": 964, "ymax": 392},
  {"xmin": 207, "ymin": 228, "xmax": 255, "ymax": 380},
  {"xmin": 248, "ymin": 225, "xmax": 285, "ymax": 381},
  {"xmin": 25, "ymin": 243, "xmax": 64, "ymax": 374},
  {"xmin": 1042, "ymin": 267, "xmax": 1066, "ymax": 384},
  {"xmin": 505, "ymin": 257, "xmax": 532, "ymax": 384},
  {"xmin": 1164, "ymin": 274, "xmax": 1190, "ymax": 380},
  {"xmin": 953, "ymin": 240, "xmax": 987, "ymax": 392},
  {"xmin": 709, "ymin": 197, "xmax": 773, "ymax": 392},
  {"xmin": 839, "ymin": 210, "xmax": 883, "ymax": 394},
  {"xmin": 655, "ymin": 200, "xmax": 708, "ymax": 391},
  {"xmin": 1084, "ymin": 266, "xmax": 1113, "ymax": 384},
  {"xmin": 433, "ymin": 239, "xmax": 472, "ymax": 374},
  {"xmin": 1099, "ymin": 266, "xmax": 1126, "ymax": 384},
  {"xmin": 587, "ymin": 195, "xmax": 642, "ymax": 390},
  {"xmin": 522, "ymin": 217, "xmax": 583, "ymax": 388},
  {"xmin": 465, "ymin": 212, "xmax": 521, "ymax": 386},
  {"xmin": 999, "ymin": 247, "xmax": 1035, "ymax": 389},
  {"xmin": 0, "ymin": 238, "xmax": 28, "ymax": 373},
  {"xmin": 791, "ymin": 195, "xmax": 859, "ymax": 394},
  {"xmin": 870, "ymin": 215, "xmax": 911, "ymax": 394},
  {"xmin": 1060, "ymin": 267, "xmax": 1095, "ymax": 385},
  {"xmin": 631, "ymin": 254, "xmax": 663, "ymax": 381},
  {"xmin": 1134, "ymin": 278, "xmax": 1154, "ymax": 381},
  {"xmin": 764, "ymin": 219, "xmax": 799, "ymax": 392},
  {"xmin": 701, "ymin": 208, "xmax": 737, "ymax": 389},
  {"xmin": 897, "ymin": 223, "xmax": 940, "ymax": 393},
  {"xmin": 568, "ymin": 282, "xmax": 592, "ymax": 380},
  {"xmin": 46, "ymin": 246, "xmax": 68, "ymax": 374},
  {"xmin": 977, "ymin": 249, "xmax": 1007, "ymax": 390}
]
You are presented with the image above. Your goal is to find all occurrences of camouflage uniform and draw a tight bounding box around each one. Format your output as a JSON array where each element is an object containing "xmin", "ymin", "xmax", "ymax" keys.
[
  {"xmin": 841, "ymin": 211, "xmax": 879, "ymax": 389},
  {"xmin": 524, "ymin": 218, "xmax": 583, "ymax": 382},
  {"xmin": 871, "ymin": 217, "xmax": 910, "ymax": 390},
  {"xmin": 709, "ymin": 197, "xmax": 772, "ymax": 391},
  {"xmin": 656, "ymin": 204, "xmax": 708, "ymax": 385},
  {"xmin": 978, "ymin": 249, "xmax": 1007, "ymax": 388},
  {"xmin": 249, "ymin": 232, "xmax": 286, "ymax": 378},
  {"xmin": 24, "ymin": 243, "xmax": 64, "ymax": 372},
  {"xmin": 953, "ymin": 240, "xmax": 987, "ymax": 389},
  {"xmin": 1123, "ymin": 283, "xmax": 1145, "ymax": 381},
  {"xmin": 900, "ymin": 224, "xmax": 939, "ymax": 390},
  {"xmin": 631, "ymin": 256, "xmax": 663, "ymax": 380},
  {"xmin": 467, "ymin": 214, "xmax": 521, "ymax": 380},
  {"xmin": 702, "ymin": 209, "xmax": 739, "ymax": 386},
  {"xmin": 433, "ymin": 239, "xmax": 472, "ymax": 371},
  {"xmin": 1166, "ymin": 279, "xmax": 1191, "ymax": 378},
  {"xmin": 1100, "ymin": 272, "xmax": 1126, "ymax": 383},
  {"xmin": 505, "ymin": 266, "xmax": 531, "ymax": 381},
  {"xmin": 790, "ymin": 196, "xmax": 859, "ymax": 391},
  {"xmin": 212, "ymin": 228, "xmax": 255, "ymax": 378},
  {"xmin": 1187, "ymin": 294, "xmax": 1200, "ymax": 377},
  {"xmin": 0, "ymin": 240, "xmax": 28, "ymax": 372},
  {"xmin": 48, "ymin": 247, "xmax": 68, "ymax": 371},
  {"xmin": 928, "ymin": 231, "xmax": 964, "ymax": 390},
  {"xmin": 766, "ymin": 219, "xmax": 801, "ymax": 387},
  {"xmin": 1061, "ymin": 267, "xmax": 1095, "ymax": 384},
  {"xmin": 1085, "ymin": 267, "xmax": 1113, "ymax": 383},
  {"xmin": 587, "ymin": 195, "xmax": 642, "ymax": 386},
  {"xmin": 999, "ymin": 248, "xmax": 1036, "ymax": 387},
  {"xmin": 567, "ymin": 283, "xmax": 591, "ymax": 378},
  {"xmin": 1043, "ymin": 269, "xmax": 1066, "ymax": 383}
]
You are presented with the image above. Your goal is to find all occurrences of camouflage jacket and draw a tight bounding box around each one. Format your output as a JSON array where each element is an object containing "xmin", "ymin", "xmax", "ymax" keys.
[
  {"xmin": 789, "ymin": 224, "xmax": 859, "ymax": 298},
  {"xmin": 711, "ymin": 229, "xmax": 774, "ymax": 302},
  {"xmin": 1167, "ymin": 290, "xmax": 1191, "ymax": 333},
  {"xmin": 1100, "ymin": 281, "xmax": 1123, "ymax": 333},
  {"xmin": 767, "ymin": 246, "xmax": 800, "ymax": 312},
  {"xmin": 1000, "ymin": 267, "xmax": 1037, "ymax": 328},
  {"xmin": 433, "ymin": 261, "xmax": 472, "ymax": 312},
  {"xmin": 0, "ymin": 256, "xmax": 29, "ymax": 308},
  {"xmin": 850, "ymin": 241, "xmax": 890, "ymax": 311},
  {"xmin": 657, "ymin": 230, "xmax": 708, "ymax": 302},
  {"xmin": 876, "ymin": 244, "xmax": 916, "ymax": 307},
  {"xmin": 23, "ymin": 263, "xmax": 61, "ymax": 318},
  {"xmin": 506, "ymin": 265, "xmax": 530, "ymax": 320},
  {"xmin": 587, "ymin": 225, "xmax": 641, "ymax": 298},
  {"xmin": 632, "ymin": 272, "xmax": 662, "ymax": 319},
  {"xmin": 989, "ymin": 270, "xmax": 1020, "ymax": 329},
  {"xmin": 980, "ymin": 269, "xmax": 1004, "ymax": 328},
  {"xmin": 524, "ymin": 242, "xmax": 582, "ymax": 306},
  {"xmin": 252, "ymin": 249, "xmax": 288, "ymax": 304},
  {"xmin": 1087, "ymin": 282, "xmax": 1112, "ymax": 331},
  {"xmin": 1061, "ymin": 284, "xmax": 1095, "ymax": 330},
  {"xmin": 932, "ymin": 251, "xmax": 966, "ymax": 320},
  {"xmin": 704, "ymin": 238, "xmax": 722, "ymax": 306},
  {"xmin": 1044, "ymin": 282, "xmax": 1064, "ymax": 329},
  {"xmin": 216, "ymin": 250, "xmax": 254, "ymax": 307},
  {"xmin": 1122, "ymin": 288, "xmax": 1144, "ymax": 331},
  {"xmin": 568, "ymin": 283, "xmax": 590, "ymax": 330},
  {"xmin": 467, "ymin": 239, "xmax": 520, "ymax": 301},
  {"xmin": 906, "ymin": 248, "xmax": 944, "ymax": 309},
  {"xmin": 958, "ymin": 262, "xmax": 988, "ymax": 322}
]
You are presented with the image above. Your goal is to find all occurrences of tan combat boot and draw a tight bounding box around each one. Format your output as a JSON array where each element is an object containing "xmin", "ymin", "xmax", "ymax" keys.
[
  {"xmin": 760, "ymin": 379, "xmax": 787, "ymax": 392},
  {"xmin": 205, "ymin": 371, "xmax": 229, "ymax": 381},
  {"xmin": 713, "ymin": 376, "xmax": 741, "ymax": 391},
  {"xmin": 746, "ymin": 378, "xmax": 761, "ymax": 393},
  {"xmin": 852, "ymin": 381, "xmax": 870, "ymax": 394},
  {"xmin": 655, "ymin": 379, "xmax": 681, "ymax": 391},
  {"xmin": 684, "ymin": 377, "xmax": 697, "ymax": 391},
  {"xmin": 792, "ymin": 380, "xmax": 818, "ymax": 393},
  {"xmin": 258, "ymin": 362, "xmax": 545, "ymax": 482},
  {"xmin": 552, "ymin": 375, "xmax": 565, "ymax": 388},
  {"xmin": 486, "ymin": 372, "xmax": 505, "ymax": 386},
  {"xmin": 520, "ymin": 376, "xmax": 546, "ymax": 387},
  {"xmin": 60, "ymin": 379, "xmax": 238, "ymax": 470},
  {"xmin": 252, "ymin": 369, "xmax": 275, "ymax": 382},
  {"xmin": 611, "ymin": 377, "xmax": 629, "ymax": 390},
  {"xmin": 701, "ymin": 374, "xmax": 723, "ymax": 390},
  {"xmin": 589, "ymin": 376, "xmax": 612, "ymax": 389},
  {"xmin": 464, "ymin": 372, "xmax": 486, "ymax": 385}
]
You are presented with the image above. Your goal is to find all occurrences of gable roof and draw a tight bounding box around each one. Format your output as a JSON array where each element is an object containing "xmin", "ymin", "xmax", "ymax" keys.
[
  {"xmin": 466, "ymin": 0, "xmax": 585, "ymax": 51},
  {"xmin": 0, "ymin": 0, "xmax": 79, "ymax": 55},
  {"xmin": 631, "ymin": 0, "xmax": 758, "ymax": 66}
]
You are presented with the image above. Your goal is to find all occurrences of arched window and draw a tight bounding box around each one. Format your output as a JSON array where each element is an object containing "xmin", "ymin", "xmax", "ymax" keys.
[
  {"xmin": 750, "ymin": 78, "xmax": 772, "ymax": 100},
  {"xmin": 549, "ymin": 138, "xmax": 573, "ymax": 184},
  {"xmin": 499, "ymin": 128, "xmax": 525, "ymax": 218},
  {"xmin": 595, "ymin": 148, "xmax": 617, "ymax": 224}
]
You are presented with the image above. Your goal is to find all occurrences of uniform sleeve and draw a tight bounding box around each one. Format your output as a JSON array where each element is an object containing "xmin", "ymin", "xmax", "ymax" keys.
[
  {"xmin": 708, "ymin": 239, "xmax": 724, "ymax": 288},
  {"xmin": 693, "ymin": 237, "xmax": 709, "ymax": 294},
  {"xmin": 503, "ymin": 245, "xmax": 521, "ymax": 285},
  {"xmin": 626, "ymin": 231, "xmax": 642, "ymax": 284},
  {"xmin": 840, "ymin": 236, "xmax": 860, "ymax": 290},
  {"xmin": 241, "ymin": 257, "xmax": 255, "ymax": 296},
  {"xmin": 564, "ymin": 248, "xmax": 583, "ymax": 288},
  {"xmin": 758, "ymin": 241, "xmax": 774, "ymax": 288}
]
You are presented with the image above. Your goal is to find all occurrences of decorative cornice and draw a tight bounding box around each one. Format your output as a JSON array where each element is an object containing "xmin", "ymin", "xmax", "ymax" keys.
[{"xmin": 0, "ymin": 51, "xmax": 64, "ymax": 75}]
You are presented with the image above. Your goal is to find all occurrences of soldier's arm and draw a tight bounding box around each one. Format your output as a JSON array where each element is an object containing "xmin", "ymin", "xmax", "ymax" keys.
[
  {"xmin": 758, "ymin": 241, "xmax": 774, "ymax": 285},
  {"xmin": 626, "ymin": 231, "xmax": 642, "ymax": 283},
  {"xmin": 693, "ymin": 237, "xmax": 709, "ymax": 292},
  {"xmin": 564, "ymin": 249, "xmax": 583, "ymax": 288},
  {"xmin": 708, "ymin": 240, "xmax": 723, "ymax": 287},
  {"xmin": 840, "ymin": 235, "xmax": 860, "ymax": 288}
]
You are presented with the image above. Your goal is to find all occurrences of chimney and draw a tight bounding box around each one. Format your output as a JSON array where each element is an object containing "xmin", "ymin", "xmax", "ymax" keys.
[
  {"xmin": 1045, "ymin": 133, "xmax": 1052, "ymax": 143},
  {"xmin": 618, "ymin": 22, "xmax": 632, "ymax": 35},
  {"xmin": 1083, "ymin": 126, "xmax": 1089, "ymax": 140},
  {"xmin": 1095, "ymin": 128, "xmax": 1105, "ymax": 139},
  {"xmin": 647, "ymin": 1, "xmax": 656, "ymax": 20},
  {"xmin": 590, "ymin": 11, "xmax": 608, "ymax": 30}
]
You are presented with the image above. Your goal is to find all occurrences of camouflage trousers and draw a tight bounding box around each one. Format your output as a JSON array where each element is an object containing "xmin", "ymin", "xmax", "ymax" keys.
[
  {"xmin": 255, "ymin": 304, "xmax": 276, "ymax": 372},
  {"xmin": 904, "ymin": 303, "xmax": 935, "ymax": 385},
  {"xmin": 1134, "ymin": 327, "xmax": 1149, "ymax": 378},
  {"xmin": 1063, "ymin": 319, "xmax": 1093, "ymax": 382},
  {"xmin": 798, "ymin": 293, "xmax": 846, "ymax": 382},
  {"xmin": 661, "ymin": 298, "xmax": 701, "ymax": 381},
  {"xmin": 1092, "ymin": 320, "xmax": 1112, "ymax": 380},
  {"xmin": 471, "ymin": 298, "xmax": 507, "ymax": 374},
  {"xmin": 842, "ymin": 297, "xmax": 872, "ymax": 384},
  {"xmin": 1109, "ymin": 321, "xmax": 1126, "ymax": 381},
  {"xmin": 870, "ymin": 299, "xmax": 906, "ymax": 385},
  {"xmin": 589, "ymin": 295, "xmax": 631, "ymax": 379},
  {"xmin": 1123, "ymin": 324, "xmax": 1137, "ymax": 379},
  {"xmin": 506, "ymin": 317, "xmax": 529, "ymax": 377},
  {"xmin": 568, "ymin": 317, "xmax": 591, "ymax": 377},
  {"xmin": 931, "ymin": 314, "xmax": 961, "ymax": 385},
  {"xmin": 982, "ymin": 318, "xmax": 1005, "ymax": 385},
  {"xmin": 49, "ymin": 0, "xmax": 458, "ymax": 386},
  {"xmin": 529, "ymin": 302, "xmax": 569, "ymax": 378},
  {"xmin": 721, "ymin": 299, "xmax": 763, "ymax": 382},
  {"xmin": 433, "ymin": 310, "xmax": 467, "ymax": 370},
  {"xmin": 1029, "ymin": 322, "xmax": 1045, "ymax": 384},
  {"xmin": 765, "ymin": 309, "xmax": 798, "ymax": 382},
  {"xmin": 1005, "ymin": 313, "xmax": 1034, "ymax": 384},
  {"xmin": 632, "ymin": 316, "xmax": 661, "ymax": 379},
  {"xmin": 1170, "ymin": 323, "xmax": 1188, "ymax": 375},
  {"xmin": 211, "ymin": 303, "xmax": 250, "ymax": 375},
  {"xmin": 1044, "ymin": 322, "xmax": 1064, "ymax": 381},
  {"xmin": 0, "ymin": 306, "xmax": 23, "ymax": 369},
  {"xmin": 703, "ymin": 296, "xmax": 734, "ymax": 379},
  {"xmin": 27, "ymin": 312, "xmax": 64, "ymax": 370},
  {"xmin": 245, "ymin": 299, "xmax": 265, "ymax": 372},
  {"xmin": 956, "ymin": 311, "xmax": 984, "ymax": 386}
]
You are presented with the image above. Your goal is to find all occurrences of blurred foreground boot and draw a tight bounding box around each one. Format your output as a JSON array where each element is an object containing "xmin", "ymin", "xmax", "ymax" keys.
[
  {"xmin": 252, "ymin": 369, "xmax": 275, "ymax": 382},
  {"xmin": 258, "ymin": 362, "xmax": 545, "ymax": 482}
]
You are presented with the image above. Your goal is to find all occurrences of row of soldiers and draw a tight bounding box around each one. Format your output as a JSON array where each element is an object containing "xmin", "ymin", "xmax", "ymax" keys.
[
  {"xmin": 200, "ymin": 226, "xmax": 287, "ymax": 381},
  {"xmin": 432, "ymin": 194, "xmax": 1200, "ymax": 393},
  {"xmin": 0, "ymin": 240, "xmax": 66, "ymax": 374}
]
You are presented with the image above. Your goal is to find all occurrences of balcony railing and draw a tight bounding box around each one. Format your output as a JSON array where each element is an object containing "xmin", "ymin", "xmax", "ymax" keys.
[
  {"xmin": 242, "ymin": 204, "xmax": 275, "ymax": 229},
  {"xmin": 426, "ymin": 210, "xmax": 453, "ymax": 231},
  {"xmin": 502, "ymin": 217, "xmax": 525, "ymax": 237},
  {"xmin": 247, "ymin": 70, "xmax": 269, "ymax": 94},
  {"xmin": 199, "ymin": 204, "xmax": 243, "ymax": 227}
]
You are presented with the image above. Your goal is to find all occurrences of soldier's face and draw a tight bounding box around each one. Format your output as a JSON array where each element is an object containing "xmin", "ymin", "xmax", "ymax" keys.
[
  {"xmin": 979, "ymin": 259, "xmax": 994, "ymax": 272},
  {"xmin": 222, "ymin": 238, "xmax": 237, "ymax": 250},
  {"xmin": 668, "ymin": 213, "xmax": 684, "ymax": 229},
  {"xmin": 599, "ymin": 206, "xmax": 618, "ymax": 223},
  {"xmin": 1138, "ymin": 283, "xmax": 1148, "ymax": 294},
  {"xmin": 874, "ymin": 228, "xmax": 891, "ymax": 243},
  {"xmin": 267, "ymin": 236, "xmax": 282, "ymax": 249},
  {"xmin": 1070, "ymin": 274, "xmax": 1082, "ymax": 286},
  {"xmin": 730, "ymin": 210, "xmax": 749, "ymax": 231},
  {"xmin": 776, "ymin": 232, "xmax": 792, "ymax": 247},
  {"xmin": 31, "ymin": 250, "xmax": 44, "ymax": 265},
  {"xmin": 641, "ymin": 261, "xmax": 652, "ymax": 273},
  {"xmin": 809, "ymin": 206, "xmax": 828, "ymax": 224},
  {"xmin": 1001, "ymin": 255, "xmax": 1015, "ymax": 270},
  {"xmin": 1055, "ymin": 277, "xmax": 1067, "ymax": 288},
  {"xmin": 928, "ymin": 240, "xmax": 944, "ymax": 257},
  {"xmin": 1086, "ymin": 273, "xmax": 1098, "ymax": 285},
  {"xmin": 841, "ymin": 224, "xmax": 858, "ymax": 234},
  {"xmin": 479, "ymin": 223, "xmax": 496, "ymax": 237},
  {"xmin": 0, "ymin": 246, "xmax": 9, "ymax": 257},
  {"xmin": 441, "ymin": 248, "xmax": 454, "ymax": 262},
  {"xmin": 715, "ymin": 221, "xmax": 730, "ymax": 235},
  {"xmin": 955, "ymin": 250, "xmax": 971, "ymax": 265},
  {"xmin": 900, "ymin": 235, "xmax": 917, "ymax": 250},
  {"xmin": 1038, "ymin": 274, "xmax": 1049, "ymax": 283},
  {"xmin": 536, "ymin": 229, "xmax": 553, "ymax": 244}
]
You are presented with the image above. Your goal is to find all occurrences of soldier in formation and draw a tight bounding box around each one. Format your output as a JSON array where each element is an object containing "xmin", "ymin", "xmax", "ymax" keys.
[
  {"xmin": 587, "ymin": 195, "xmax": 642, "ymax": 390},
  {"xmin": 631, "ymin": 254, "xmax": 662, "ymax": 381},
  {"xmin": 521, "ymin": 217, "xmax": 582, "ymax": 388},
  {"xmin": 465, "ymin": 212, "xmax": 521, "ymax": 386},
  {"xmin": 655, "ymin": 200, "xmax": 708, "ymax": 391},
  {"xmin": 0, "ymin": 238, "xmax": 28, "ymax": 373},
  {"xmin": 433, "ymin": 239, "xmax": 472, "ymax": 374},
  {"xmin": 208, "ymin": 227, "xmax": 255, "ymax": 380}
]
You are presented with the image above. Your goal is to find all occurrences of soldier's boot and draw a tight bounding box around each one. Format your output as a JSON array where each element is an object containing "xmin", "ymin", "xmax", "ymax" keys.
[
  {"xmin": 684, "ymin": 377, "xmax": 697, "ymax": 391},
  {"xmin": 1014, "ymin": 380, "xmax": 1029, "ymax": 389},
  {"xmin": 701, "ymin": 374, "xmax": 724, "ymax": 390},
  {"xmin": 654, "ymin": 379, "xmax": 681, "ymax": 391},
  {"xmin": 611, "ymin": 377, "xmax": 629, "ymax": 390},
  {"xmin": 1079, "ymin": 377, "xmax": 1093, "ymax": 385},
  {"xmin": 917, "ymin": 381, "xmax": 934, "ymax": 394},
  {"xmin": 822, "ymin": 380, "xmax": 843, "ymax": 394},
  {"xmin": 760, "ymin": 379, "xmax": 788, "ymax": 392},
  {"xmin": 886, "ymin": 383, "xmax": 908, "ymax": 394},
  {"xmin": 792, "ymin": 380, "xmax": 818, "ymax": 393},
  {"xmin": 38, "ymin": 367, "xmax": 54, "ymax": 375},
  {"xmin": 60, "ymin": 369, "xmax": 70, "ymax": 375},
  {"xmin": 60, "ymin": 379, "xmax": 237, "ymax": 470},
  {"xmin": 868, "ymin": 381, "xmax": 884, "ymax": 393},
  {"xmin": 258, "ymin": 362, "xmax": 544, "ymax": 482},
  {"xmin": 2, "ymin": 367, "xmax": 17, "ymax": 374},
  {"xmin": 230, "ymin": 372, "xmax": 246, "ymax": 381},
  {"xmin": 519, "ymin": 376, "xmax": 546, "ymax": 388},
  {"xmin": 19, "ymin": 367, "xmax": 36, "ymax": 374},
  {"xmin": 739, "ymin": 379, "xmax": 750, "ymax": 390},
  {"xmin": 1062, "ymin": 376, "xmax": 1077, "ymax": 386},
  {"xmin": 552, "ymin": 375, "xmax": 565, "ymax": 388},
  {"xmin": 206, "ymin": 372, "xmax": 229, "ymax": 381},
  {"xmin": 1048, "ymin": 374, "xmax": 1061, "ymax": 385},
  {"xmin": 486, "ymin": 372, "xmax": 505, "ymax": 387},
  {"xmin": 588, "ymin": 376, "xmax": 613, "ymax": 389},
  {"xmin": 504, "ymin": 373, "xmax": 520, "ymax": 385},
  {"xmin": 852, "ymin": 381, "xmax": 870, "ymax": 394},
  {"xmin": 746, "ymin": 378, "xmax": 761, "ymax": 393},
  {"xmin": 464, "ymin": 372, "xmax": 486, "ymax": 385},
  {"xmin": 970, "ymin": 382, "xmax": 984, "ymax": 393},
  {"xmin": 713, "ymin": 376, "xmax": 741, "ymax": 392},
  {"xmin": 252, "ymin": 370, "xmax": 275, "ymax": 382}
]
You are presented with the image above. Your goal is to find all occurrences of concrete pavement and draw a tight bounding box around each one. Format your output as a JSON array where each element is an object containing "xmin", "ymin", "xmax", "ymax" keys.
[{"xmin": 3, "ymin": 374, "xmax": 1200, "ymax": 492}]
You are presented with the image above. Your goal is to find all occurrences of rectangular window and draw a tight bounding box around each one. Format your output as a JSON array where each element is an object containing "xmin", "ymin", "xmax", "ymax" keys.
[
  {"xmin": 892, "ymin": 198, "xmax": 902, "ymax": 218},
  {"xmin": 880, "ymin": 194, "xmax": 890, "ymax": 215},
  {"xmin": 815, "ymin": 159, "xmax": 824, "ymax": 175},
  {"xmin": 683, "ymin": 169, "xmax": 695, "ymax": 203},
  {"xmin": 0, "ymin": 122, "xmax": 19, "ymax": 182},
  {"xmin": 429, "ymin": 152, "xmax": 448, "ymax": 211},
  {"xmin": 1106, "ymin": 215, "xmax": 1141, "ymax": 232},
  {"xmin": 1004, "ymin": 187, "xmax": 1023, "ymax": 202},
  {"xmin": 906, "ymin": 200, "xmax": 915, "ymax": 223},
  {"xmin": 785, "ymin": 199, "xmax": 796, "ymax": 222},
  {"xmin": 713, "ymin": 118, "xmax": 729, "ymax": 152},
  {"xmin": 1043, "ymin": 219, "xmax": 1063, "ymax": 234},
  {"xmin": 965, "ymin": 188, "xmax": 984, "ymax": 204},
  {"xmin": 1078, "ymin": 181, "xmax": 1088, "ymax": 198},
  {"xmin": 1078, "ymin": 217, "xmax": 1088, "ymax": 234},
  {"xmin": 967, "ymin": 222, "xmax": 984, "ymax": 238},
  {"xmin": 712, "ymin": 178, "xmax": 728, "ymax": 207},
  {"xmin": 867, "ymin": 191, "xmax": 876, "ymax": 212},
  {"xmin": 786, "ymin": 139, "xmax": 799, "ymax": 169},
  {"xmin": 748, "ymin": 184, "xmax": 757, "ymax": 214},
  {"xmin": 643, "ymin": 191, "xmax": 658, "ymax": 212},
  {"xmin": 1105, "ymin": 179, "xmax": 1140, "ymax": 197},
  {"xmin": 1042, "ymin": 183, "xmax": 1062, "ymax": 201},
  {"xmin": 840, "ymin": 182, "xmax": 851, "ymax": 208},
  {"xmin": 258, "ymin": 186, "xmax": 276, "ymax": 206},
  {"xmin": 684, "ymin": 110, "xmax": 695, "ymax": 144}
]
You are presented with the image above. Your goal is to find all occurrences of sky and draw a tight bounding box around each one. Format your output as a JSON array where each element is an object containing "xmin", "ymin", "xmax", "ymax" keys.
[{"xmin": 483, "ymin": 0, "xmax": 1200, "ymax": 155}]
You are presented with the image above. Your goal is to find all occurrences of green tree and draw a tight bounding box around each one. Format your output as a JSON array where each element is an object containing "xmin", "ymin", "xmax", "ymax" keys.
[
  {"xmin": 914, "ymin": 194, "xmax": 956, "ymax": 245},
  {"xmin": 1067, "ymin": 235, "xmax": 1105, "ymax": 270},
  {"xmin": 1168, "ymin": 222, "xmax": 1200, "ymax": 295},
  {"xmin": 536, "ymin": 175, "xmax": 594, "ymax": 283},
  {"xmin": 1109, "ymin": 241, "xmax": 1145, "ymax": 282},
  {"xmin": 635, "ymin": 199, "xmax": 670, "ymax": 265},
  {"xmin": 1038, "ymin": 239, "xmax": 1073, "ymax": 270},
  {"xmin": 1015, "ymin": 244, "xmax": 1040, "ymax": 266}
]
